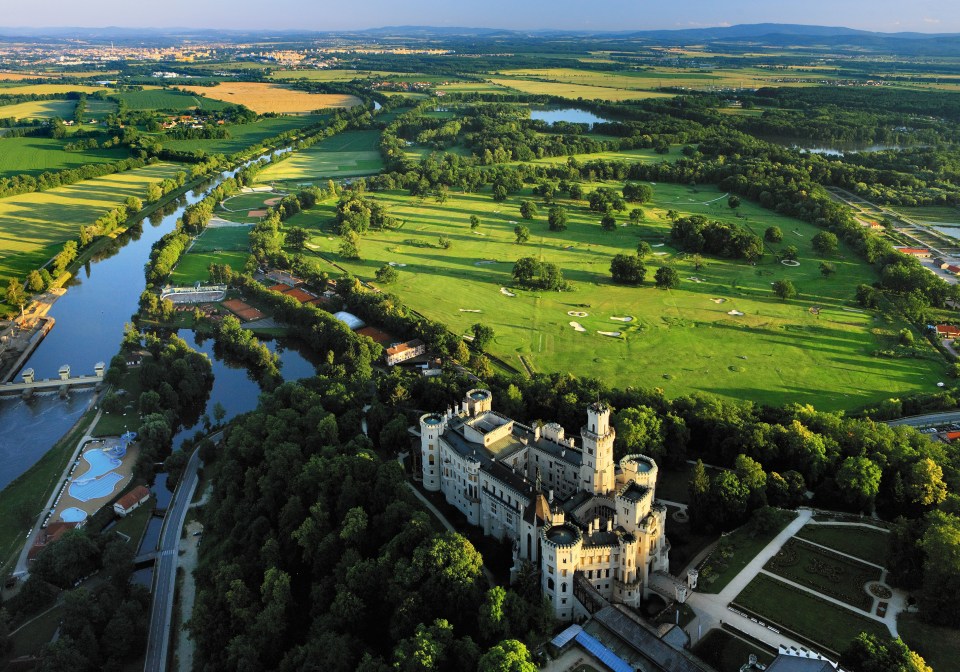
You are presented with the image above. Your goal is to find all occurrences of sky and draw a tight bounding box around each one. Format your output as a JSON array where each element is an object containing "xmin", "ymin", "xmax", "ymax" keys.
[{"xmin": 3, "ymin": 0, "xmax": 959, "ymax": 34}]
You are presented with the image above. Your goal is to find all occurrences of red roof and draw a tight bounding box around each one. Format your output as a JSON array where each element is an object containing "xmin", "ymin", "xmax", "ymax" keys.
[
  {"xmin": 115, "ymin": 485, "xmax": 151, "ymax": 511},
  {"xmin": 936, "ymin": 324, "xmax": 960, "ymax": 338},
  {"xmin": 947, "ymin": 266, "xmax": 960, "ymax": 274},
  {"xmin": 28, "ymin": 522, "xmax": 79, "ymax": 560},
  {"xmin": 946, "ymin": 431, "xmax": 960, "ymax": 441},
  {"xmin": 898, "ymin": 248, "xmax": 930, "ymax": 255},
  {"xmin": 386, "ymin": 339, "xmax": 424, "ymax": 357}
]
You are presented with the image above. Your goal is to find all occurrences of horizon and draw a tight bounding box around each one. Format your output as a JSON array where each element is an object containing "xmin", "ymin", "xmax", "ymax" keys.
[{"xmin": 0, "ymin": 0, "xmax": 958, "ymax": 34}]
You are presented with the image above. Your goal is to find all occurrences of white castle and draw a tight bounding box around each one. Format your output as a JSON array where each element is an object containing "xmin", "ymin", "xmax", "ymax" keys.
[{"xmin": 419, "ymin": 389, "xmax": 670, "ymax": 621}]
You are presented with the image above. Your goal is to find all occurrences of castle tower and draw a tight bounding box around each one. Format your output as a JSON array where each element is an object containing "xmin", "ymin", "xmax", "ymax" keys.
[
  {"xmin": 463, "ymin": 389, "xmax": 493, "ymax": 417},
  {"xmin": 580, "ymin": 402, "xmax": 616, "ymax": 495},
  {"xmin": 540, "ymin": 522, "xmax": 582, "ymax": 621},
  {"xmin": 419, "ymin": 413, "xmax": 446, "ymax": 491}
]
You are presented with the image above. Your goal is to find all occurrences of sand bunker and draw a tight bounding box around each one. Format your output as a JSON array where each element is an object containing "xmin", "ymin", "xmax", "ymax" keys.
[
  {"xmin": 388, "ymin": 262, "xmax": 408, "ymax": 267},
  {"xmin": 687, "ymin": 277, "xmax": 703, "ymax": 283},
  {"xmin": 500, "ymin": 287, "xmax": 516, "ymax": 297},
  {"xmin": 475, "ymin": 260, "xmax": 496, "ymax": 266},
  {"xmin": 610, "ymin": 316, "xmax": 634, "ymax": 322},
  {"xmin": 781, "ymin": 259, "xmax": 801, "ymax": 267},
  {"xmin": 711, "ymin": 298, "xmax": 726, "ymax": 304},
  {"xmin": 263, "ymin": 197, "xmax": 282, "ymax": 206},
  {"xmin": 654, "ymin": 252, "xmax": 669, "ymax": 256},
  {"xmin": 568, "ymin": 311, "xmax": 589, "ymax": 317},
  {"xmin": 651, "ymin": 243, "xmax": 665, "ymax": 248},
  {"xmin": 247, "ymin": 209, "xmax": 268, "ymax": 218},
  {"xmin": 459, "ymin": 309, "xmax": 481, "ymax": 313},
  {"xmin": 727, "ymin": 310, "xmax": 745, "ymax": 316},
  {"xmin": 569, "ymin": 322, "xmax": 587, "ymax": 332},
  {"xmin": 598, "ymin": 331, "xmax": 622, "ymax": 338}
]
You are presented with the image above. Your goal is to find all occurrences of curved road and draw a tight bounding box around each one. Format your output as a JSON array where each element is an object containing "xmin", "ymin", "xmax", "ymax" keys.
[{"xmin": 144, "ymin": 439, "xmax": 211, "ymax": 672}]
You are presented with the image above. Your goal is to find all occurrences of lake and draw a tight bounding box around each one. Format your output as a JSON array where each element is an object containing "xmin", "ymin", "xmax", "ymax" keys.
[{"xmin": 529, "ymin": 107, "xmax": 611, "ymax": 128}]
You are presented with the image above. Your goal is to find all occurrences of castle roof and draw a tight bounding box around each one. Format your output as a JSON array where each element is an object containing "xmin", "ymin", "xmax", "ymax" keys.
[{"xmin": 618, "ymin": 481, "xmax": 650, "ymax": 503}]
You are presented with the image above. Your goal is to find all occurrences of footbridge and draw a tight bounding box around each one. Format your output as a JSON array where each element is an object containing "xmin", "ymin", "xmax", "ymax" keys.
[{"xmin": 0, "ymin": 362, "xmax": 105, "ymax": 398}]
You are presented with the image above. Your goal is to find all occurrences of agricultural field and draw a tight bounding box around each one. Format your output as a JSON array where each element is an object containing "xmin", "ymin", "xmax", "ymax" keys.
[
  {"xmin": 254, "ymin": 130, "xmax": 384, "ymax": 186},
  {"xmin": 0, "ymin": 136, "xmax": 129, "ymax": 177},
  {"xmin": 733, "ymin": 573, "xmax": 890, "ymax": 654},
  {"xmin": 270, "ymin": 69, "xmax": 396, "ymax": 81},
  {"xmin": 488, "ymin": 77, "xmax": 674, "ymax": 101},
  {"xmin": 892, "ymin": 205, "xmax": 960, "ymax": 225},
  {"xmin": 110, "ymin": 88, "xmax": 231, "ymax": 112},
  {"xmin": 161, "ymin": 114, "xmax": 325, "ymax": 155},
  {"xmin": 181, "ymin": 82, "xmax": 361, "ymax": 114},
  {"xmin": 0, "ymin": 162, "xmax": 183, "ymax": 285},
  {"xmin": 0, "ymin": 98, "xmax": 75, "ymax": 120},
  {"xmin": 84, "ymin": 98, "xmax": 118, "ymax": 121},
  {"xmin": 287, "ymin": 181, "xmax": 945, "ymax": 410},
  {"xmin": 0, "ymin": 84, "xmax": 104, "ymax": 95}
]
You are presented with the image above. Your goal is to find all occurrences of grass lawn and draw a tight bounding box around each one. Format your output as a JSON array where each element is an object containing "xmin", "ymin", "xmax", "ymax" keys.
[
  {"xmin": 110, "ymin": 496, "xmax": 155, "ymax": 543},
  {"xmin": 2, "ymin": 604, "xmax": 63, "ymax": 664},
  {"xmin": 93, "ymin": 367, "xmax": 145, "ymax": 437},
  {"xmin": 110, "ymin": 88, "xmax": 231, "ymax": 112},
  {"xmin": 0, "ymin": 161, "xmax": 183, "ymax": 288},
  {"xmin": 84, "ymin": 98, "xmax": 117, "ymax": 121},
  {"xmin": 764, "ymin": 538, "xmax": 881, "ymax": 611},
  {"xmin": 698, "ymin": 510, "xmax": 797, "ymax": 593},
  {"xmin": 190, "ymin": 225, "xmax": 252, "ymax": 252},
  {"xmin": 0, "ymin": 136, "xmax": 130, "ymax": 177},
  {"xmin": 898, "ymin": 612, "xmax": 960, "ymax": 672},
  {"xmin": 0, "ymin": 98, "xmax": 76, "ymax": 120},
  {"xmin": 161, "ymin": 115, "xmax": 326, "ymax": 155},
  {"xmin": 0, "ymin": 407, "xmax": 96, "ymax": 582},
  {"xmin": 795, "ymin": 524, "xmax": 891, "ymax": 566},
  {"xmin": 170, "ymin": 250, "xmax": 250, "ymax": 284},
  {"xmin": 733, "ymin": 573, "xmax": 890, "ymax": 655},
  {"xmin": 254, "ymin": 129, "xmax": 385, "ymax": 186},
  {"xmin": 693, "ymin": 628, "xmax": 776, "ymax": 672},
  {"xmin": 289, "ymin": 181, "xmax": 945, "ymax": 411}
]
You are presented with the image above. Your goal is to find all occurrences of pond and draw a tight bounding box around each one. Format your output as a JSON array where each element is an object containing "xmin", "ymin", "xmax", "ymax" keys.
[{"xmin": 529, "ymin": 106, "xmax": 611, "ymax": 128}]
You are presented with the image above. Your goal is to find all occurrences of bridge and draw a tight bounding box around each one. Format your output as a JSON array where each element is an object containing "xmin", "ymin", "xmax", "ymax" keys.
[{"xmin": 0, "ymin": 362, "xmax": 105, "ymax": 398}]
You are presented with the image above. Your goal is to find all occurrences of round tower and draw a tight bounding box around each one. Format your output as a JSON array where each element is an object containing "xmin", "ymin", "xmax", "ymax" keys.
[
  {"xmin": 463, "ymin": 388, "xmax": 492, "ymax": 417},
  {"xmin": 620, "ymin": 454, "xmax": 659, "ymax": 490},
  {"xmin": 540, "ymin": 522, "xmax": 583, "ymax": 621},
  {"xmin": 419, "ymin": 413, "xmax": 445, "ymax": 492}
]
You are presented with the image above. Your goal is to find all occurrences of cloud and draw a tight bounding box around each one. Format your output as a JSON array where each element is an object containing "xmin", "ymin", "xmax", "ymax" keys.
[{"xmin": 923, "ymin": 17, "xmax": 941, "ymax": 24}]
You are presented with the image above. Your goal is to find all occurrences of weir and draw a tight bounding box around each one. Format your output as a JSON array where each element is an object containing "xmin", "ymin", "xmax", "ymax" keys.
[{"xmin": 0, "ymin": 362, "xmax": 105, "ymax": 397}]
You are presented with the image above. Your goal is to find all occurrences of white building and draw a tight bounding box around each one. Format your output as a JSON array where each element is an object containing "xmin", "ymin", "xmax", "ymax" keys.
[
  {"xmin": 418, "ymin": 389, "xmax": 670, "ymax": 621},
  {"xmin": 385, "ymin": 339, "xmax": 425, "ymax": 366}
]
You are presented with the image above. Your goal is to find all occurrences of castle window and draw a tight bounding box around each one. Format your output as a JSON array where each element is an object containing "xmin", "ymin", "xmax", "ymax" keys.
[
  {"xmin": 561, "ymin": 584, "xmax": 567, "ymax": 593},
  {"xmin": 429, "ymin": 455, "xmax": 435, "ymax": 465},
  {"xmin": 562, "ymin": 598, "xmax": 567, "ymax": 605},
  {"xmin": 561, "ymin": 569, "xmax": 567, "ymax": 577},
  {"xmin": 548, "ymin": 565, "xmax": 554, "ymax": 574}
]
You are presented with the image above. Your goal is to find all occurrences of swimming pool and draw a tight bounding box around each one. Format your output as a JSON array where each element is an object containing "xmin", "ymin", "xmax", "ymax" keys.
[
  {"xmin": 60, "ymin": 507, "xmax": 88, "ymax": 523},
  {"xmin": 78, "ymin": 449, "xmax": 121, "ymax": 481},
  {"xmin": 69, "ymin": 472, "xmax": 123, "ymax": 502}
]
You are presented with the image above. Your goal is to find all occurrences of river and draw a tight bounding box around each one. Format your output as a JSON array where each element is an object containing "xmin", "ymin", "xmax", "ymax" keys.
[{"xmin": 0, "ymin": 149, "xmax": 291, "ymax": 491}]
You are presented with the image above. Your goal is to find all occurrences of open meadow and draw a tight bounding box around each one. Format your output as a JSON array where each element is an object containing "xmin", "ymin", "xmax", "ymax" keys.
[
  {"xmin": 488, "ymin": 77, "xmax": 674, "ymax": 101},
  {"xmin": 181, "ymin": 82, "xmax": 361, "ymax": 114},
  {"xmin": 253, "ymin": 130, "xmax": 384, "ymax": 186},
  {"xmin": 0, "ymin": 99, "xmax": 76, "ymax": 120},
  {"xmin": 0, "ymin": 136, "xmax": 129, "ymax": 177},
  {"xmin": 0, "ymin": 84, "xmax": 105, "ymax": 95},
  {"xmin": 110, "ymin": 88, "xmax": 231, "ymax": 112},
  {"xmin": 286, "ymin": 181, "xmax": 945, "ymax": 410},
  {"xmin": 0, "ymin": 162, "xmax": 184, "ymax": 284}
]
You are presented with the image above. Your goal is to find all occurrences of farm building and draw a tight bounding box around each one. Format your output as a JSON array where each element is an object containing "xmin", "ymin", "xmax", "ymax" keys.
[
  {"xmin": 114, "ymin": 485, "xmax": 151, "ymax": 516},
  {"xmin": 936, "ymin": 324, "xmax": 960, "ymax": 339},
  {"xmin": 895, "ymin": 247, "xmax": 932, "ymax": 258},
  {"xmin": 385, "ymin": 339, "xmax": 426, "ymax": 365}
]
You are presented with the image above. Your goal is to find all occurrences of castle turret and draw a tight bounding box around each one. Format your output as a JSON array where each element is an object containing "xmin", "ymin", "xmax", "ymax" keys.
[
  {"xmin": 580, "ymin": 402, "xmax": 616, "ymax": 495},
  {"xmin": 419, "ymin": 413, "xmax": 446, "ymax": 491},
  {"xmin": 463, "ymin": 388, "xmax": 492, "ymax": 417},
  {"xmin": 540, "ymin": 522, "xmax": 582, "ymax": 621}
]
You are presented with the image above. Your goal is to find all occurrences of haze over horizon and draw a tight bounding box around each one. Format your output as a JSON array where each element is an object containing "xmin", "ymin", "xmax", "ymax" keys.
[{"xmin": 2, "ymin": 0, "xmax": 959, "ymax": 34}]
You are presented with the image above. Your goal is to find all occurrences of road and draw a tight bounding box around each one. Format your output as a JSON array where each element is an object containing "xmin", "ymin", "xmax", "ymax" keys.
[
  {"xmin": 887, "ymin": 411, "xmax": 960, "ymax": 428},
  {"xmin": 143, "ymin": 442, "xmax": 207, "ymax": 672}
]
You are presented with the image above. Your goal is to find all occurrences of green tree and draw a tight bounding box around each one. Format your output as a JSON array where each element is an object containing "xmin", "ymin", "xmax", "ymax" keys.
[
  {"xmin": 339, "ymin": 231, "xmax": 360, "ymax": 259},
  {"xmin": 613, "ymin": 406, "xmax": 663, "ymax": 460},
  {"xmin": 765, "ymin": 226, "xmax": 783, "ymax": 243},
  {"xmin": 709, "ymin": 471, "xmax": 749, "ymax": 529},
  {"xmin": 636, "ymin": 241, "xmax": 652, "ymax": 259},
  {"xmin": 689, "ymin": 459, "xmax": 711, "ymax": 530},
  {"xmin": 919, "ymin": 510, "xmax": 960, "ymax": 625},
  {"xmin": 655, "ymin": 266, "xmax": 680, "ymax": 289},
  {"xmin": 629, "ymin": 208, "xmax": 645, "ymax": 225},
  {"xmin": 547, "ymin": 206, "xmax": 567, "ymax": 232},
  {"xmin": 728, "ymin": 195, "xmax": 741, "ymax": 209},
  {"xmin": 514, "ymin": 225, "xmax": 530, "ymax": 245},
  {"xmin": 623, "ymin": 182, "xmax": 653, "ymax": 203},
  {"xmin": 841, "ymin": 633, "xmax": 932, "ymax": 672},
  {"xmin": 772, "ymin": 279, "xmax": 796, "ymax": 301},
  {"xmin": 285, "ymin": 226, "xmax": 309, "ymax": 252},
  {"xmin": 479, "ymin": 586, "xmax": 508, "ymax": 642},
  {"xmin": 610, "ymin": 254, "xmax": 646, "ymax": 285},
  {"xmin": 819, "ymin": 261, "xmax": 836, "ymax": 277},
  {"xmin": 600, "ymin": 213, "xmax": 617, "ymax": 231},
  {"xmin": 735, "ymin": 454, "xmax": 767, "ymax": 508},
  {"xmin": 470, "ymin": 215, "xmax": 480, "ymax": 231},
  {"xmin": 375, "ymin": 265, "xmax": 399, "ymax": 284},
  {"xmin": 492, "ymin": 184, "xmax": 508, "ymax": 202},
  {"xmin": 812, "ymin": 231, "xmax": 839, "ymax": 255},
  {"xmin": 471, "ymin": 323, "xmax": 495, "ymax": 351},
  {"xmin": 478, "ymin": 640, "xmax": 537, "ymax": 672},
  {"xmin": 835, "ymin": 456, "xmax": 882, "ymax": 511},
  {"xmin": 26, "ymin": 270, "xmax": 45, "ymax": 292},
  {"xmin": 125, "ymin": 195, "xmax": 143, "ymax": 213},
  {"xmin": 519, "ymin": 200, "xmax": 538, "ymax": 220},
  {"xmin": 5, "ymin": 278, "xmax": 26, "ymax": 311},
  {"xmin": 904, "ymin": 458, "xmax": 947, "ymax": 508}
]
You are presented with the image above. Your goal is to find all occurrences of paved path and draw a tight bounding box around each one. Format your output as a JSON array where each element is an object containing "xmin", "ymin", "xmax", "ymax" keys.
[
  {"xmin": 175, "ymin": 520, "xmax": 204, "ymax": 672},
  {"xmin": 887, "ymin": 410, "xmax": 960, "ymax": 427},
  {"xmin": 13, "ymin": 406, "xmax": 103, "ymax": 579},
  {"xmin": 405, "ymin": 483, "xmax": 497, "ymax": 587},
  {"xmin": 684, "ymin": 509, "xmax": 815, "ymax": 652}
]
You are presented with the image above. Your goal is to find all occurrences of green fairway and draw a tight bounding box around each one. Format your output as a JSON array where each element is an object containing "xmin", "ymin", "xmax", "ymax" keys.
[
  {"xmin": 160, "ymin": 115, "xmax": 325, "ymax": 156},
  {"xmin": 0, "ymin": 98, "xmax": 76, "ymax": 120},
  {"xmin": 111, "ymin": 89, "xmax": 231, "ymax": 112},
  {"xmin": 254, "ymin": 130, "xmax": 385, "ymax": 186},
  {"xmin": 0, "ymin": 162, "xmax": 184, "ymax": 286},
  {"xmin": 190, "ymin": 225, "xmax": 253, "ymax": 252},
  {"xmin": 286, "ymin": 181, "xmax": 946, "ymax": 411},
  {"xmin": 733, "ymin": 573, "xmax": 890, "ymax": 654},
  {"xmin": 0, "ymin": 136, "xmax": 130, "ymax": 177},
  {"xmin": 795, "ymin": 524, "xmax": 891, "ymax": 565}
]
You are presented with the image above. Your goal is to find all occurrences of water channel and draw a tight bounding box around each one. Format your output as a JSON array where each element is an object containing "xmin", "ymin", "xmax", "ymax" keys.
[{"xmin": 0, "ymin": 149, "xmax": 293, "ymax": 491}]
